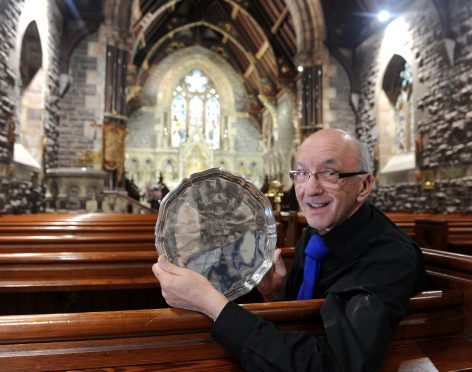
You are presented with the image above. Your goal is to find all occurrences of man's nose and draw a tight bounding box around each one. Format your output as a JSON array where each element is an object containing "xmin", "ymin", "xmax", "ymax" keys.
[{"xmin": 304, "ymin": 174, "xmax": 324, "ymax": 195}]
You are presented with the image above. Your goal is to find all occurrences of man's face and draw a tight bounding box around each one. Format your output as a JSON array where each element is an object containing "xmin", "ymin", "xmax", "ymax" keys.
[{"xmin": 294, "ymin": 131, "xmax": 369, "ymax": 234}]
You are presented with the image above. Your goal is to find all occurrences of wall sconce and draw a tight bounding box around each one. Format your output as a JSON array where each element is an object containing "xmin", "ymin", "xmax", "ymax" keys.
[{"xmin": 421, "ymin": 169, "xmax": 435, "ymax": 190}]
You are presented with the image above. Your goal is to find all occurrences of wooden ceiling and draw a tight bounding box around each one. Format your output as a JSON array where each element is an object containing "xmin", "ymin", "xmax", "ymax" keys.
[
  {"xmin": 55, "ymin": 0, "xmax": 431, "ymax": 112},
  {"xmin": 129, "ymin": 0, "xmax": 297, "ymax": 100}
]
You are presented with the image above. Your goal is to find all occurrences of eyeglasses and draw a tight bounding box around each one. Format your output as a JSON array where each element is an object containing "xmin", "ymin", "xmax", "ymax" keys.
[{"xmin": 289, "ymin": 169, "xmax": 368, "ymax": 185}]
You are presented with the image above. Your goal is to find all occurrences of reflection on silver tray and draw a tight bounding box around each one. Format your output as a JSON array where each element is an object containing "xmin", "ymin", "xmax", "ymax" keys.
[{"xmin": 155, "ymin": 168, "xmax": 277, "ymax": 300}]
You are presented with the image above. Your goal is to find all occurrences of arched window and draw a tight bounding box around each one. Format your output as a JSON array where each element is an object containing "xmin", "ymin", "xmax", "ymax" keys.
[
  {"xmin": 378, "ymin": 55, "xmax": 416, "ymax": 175},
  {"xmin": 393, "ymin": 63, "xmax": 414, "ymax": 154},
  {"xmin": 170, "ymin": 69, "xmax": 221, "ymax": 149}
]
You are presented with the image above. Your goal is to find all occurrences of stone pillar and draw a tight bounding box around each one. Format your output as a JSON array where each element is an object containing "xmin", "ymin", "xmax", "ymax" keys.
[
  {"xmin": 298, "ymin": 64, "xmax": 323, "ymax": 142},
  {"xmin": 103, "ymin": 42, "xmax": 129, "ymax": 189}
]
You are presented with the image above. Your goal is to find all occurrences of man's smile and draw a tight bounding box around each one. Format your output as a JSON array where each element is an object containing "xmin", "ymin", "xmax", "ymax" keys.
[{"xmin": 306, "ymin": 201, "xmax": 330, "ymax": 209}]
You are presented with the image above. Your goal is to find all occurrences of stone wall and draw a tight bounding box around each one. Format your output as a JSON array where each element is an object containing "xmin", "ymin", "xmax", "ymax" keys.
[
  {"xmin": 0, "ymin": 0, "xmax": 28, "ymax": 213},
  {"xmin": 126, "ymin": 109, "xmax": 156, "ymax": 148},
  {"xmin": 233, "ymin": 116, "xmax": 260, "ymax": 152},
  {"xmin": 57, "ymin": 33, "xmax": 100, "ymax": 168},
  {"xmin": 355, "ymin": 0, "xmax": 472, "ymax": 214},
  {"xmin": 0, "ymin": 0, "xmax": 21, "ymax": 164},
  {"xmin": 327, "ymin": 55, "xmax": 356, "ymax": 134},
  {"xmin": 42, "ymin": 1, "xmax": 62, "ymax": 171},
  {"xmin": 0, "ymin": 0, "xmax": 61, "ymax": 213}
]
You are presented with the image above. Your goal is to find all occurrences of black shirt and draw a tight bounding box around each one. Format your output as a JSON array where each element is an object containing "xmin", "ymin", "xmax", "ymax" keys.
[{"xmin": 212, "ymin": 203, "xmax": 425, "ymax": 371}]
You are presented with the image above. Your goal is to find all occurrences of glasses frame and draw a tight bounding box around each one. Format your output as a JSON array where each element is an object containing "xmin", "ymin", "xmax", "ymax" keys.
[{"xmin": 289, "ymin": 169, "xmax": 368, "ymax": 185}]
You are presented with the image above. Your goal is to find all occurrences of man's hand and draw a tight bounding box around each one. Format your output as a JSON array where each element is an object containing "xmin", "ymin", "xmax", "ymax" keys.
[
  {"xmin": 257, "ymin": 248, "xmax": 287, "ymax": 302},
  {"xmin": 152, "ymin": 256, "xmax": 228, "ymax": 320}
]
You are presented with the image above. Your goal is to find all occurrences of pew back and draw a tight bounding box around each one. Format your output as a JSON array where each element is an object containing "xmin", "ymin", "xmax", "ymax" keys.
[{"xmin": 0, "ymin": 290, "xmax": 470, "ymax": 371}]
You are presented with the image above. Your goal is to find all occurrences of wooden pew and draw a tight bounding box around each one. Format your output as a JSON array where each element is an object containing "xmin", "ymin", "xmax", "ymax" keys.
[
  {"xmin": 421, "ymin": 248, "xmax": 472, "ymax": 335},
  {"xmin": 0, "ymin": 243, "xmax": 472, "ymax": 371},
  {"xmin": 0, "ymin": 212, "xmax": 157, "ymax": 224},
  {"xmin": 276, "ymin": 211, "xmax": 307, "ymax": 247},
  {"xmin": 0, "ymin": 249, "xmax": 164, "ymax": 315},
  {"xmin": 415, "ymin": 218, "xmax": 472, "ymax": 254},
  {"xmin": 0, "ymin": 213, "xmax": 470, "ymax": 370},
  {"xmin": 0, "ymin": 213, "xmax": 157, "ymax": 234},
  {"xmin": 275, "ymin": 211, "xmax": 472, "ymax": 251},
  {"xmin": 414, "ymin": 219, "xmax": 449, "ymax": 251},
  {"xmin": 0, "ymin": 214, "xmax": 159, "ymax": 314},
  {"xmin": 280, "ymin": 245, "xmax": 472, "ymax": 337},
  {"xmin": 0, "ymin": 289, "xmax": 469, "ymax": 371},
  {"xmin": 0, "ymin": 213, "xmax": 157, "ymax": 255},
  {"xmin": 0, "ymin": 232, "xmax": 156, "ymax": 253},
  {"xmin": 0, "ymin": 250, "xmax": 158, "ymax": 291}
]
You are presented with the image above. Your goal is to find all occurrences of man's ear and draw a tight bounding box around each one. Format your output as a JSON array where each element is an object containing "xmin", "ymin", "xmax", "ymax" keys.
[{"xmin": 357, "ymin": 174, "xmax": 374, "ymax": 202}]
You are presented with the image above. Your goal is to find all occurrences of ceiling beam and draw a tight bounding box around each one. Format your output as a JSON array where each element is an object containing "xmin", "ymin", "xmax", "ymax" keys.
[
  {"xmin": 231, "ymin": 4, "xmax": 239, "ymax": 20},
  {"xmin": 270, "ymin": 6, "xmax": 289, "ymax": 34},
  {"xmin": 255, "ymin": 40, "xmax": 269, "ymax": 60}
]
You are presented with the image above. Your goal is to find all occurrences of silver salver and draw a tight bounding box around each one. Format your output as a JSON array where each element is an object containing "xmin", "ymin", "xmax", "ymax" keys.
[{"xmin": 155, "ymin": 168, "xmax": 277, "ymax": 300}]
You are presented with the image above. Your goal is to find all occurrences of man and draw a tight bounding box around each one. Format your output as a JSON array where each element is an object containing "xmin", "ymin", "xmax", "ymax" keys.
[{"xmin": 153, "ymin": 129, "xmax": 425, "ymax": 371}]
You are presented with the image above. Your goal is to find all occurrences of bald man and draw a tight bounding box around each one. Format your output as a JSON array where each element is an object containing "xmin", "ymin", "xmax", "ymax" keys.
[{"xmin": 153, "ymin": 129, "xmax": 425, "ymax": 371}]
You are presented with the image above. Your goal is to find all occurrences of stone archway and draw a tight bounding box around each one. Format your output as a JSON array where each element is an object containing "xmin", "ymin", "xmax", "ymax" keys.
[{"xmin": 16, "ymin": 19, "xmax": 45, "ymax": 178}]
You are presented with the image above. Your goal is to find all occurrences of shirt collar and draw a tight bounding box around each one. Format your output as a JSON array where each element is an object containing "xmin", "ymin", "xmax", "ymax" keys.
[{"xmin": 319, "ymin": 202, "xmax": 372, "ymax": 260}]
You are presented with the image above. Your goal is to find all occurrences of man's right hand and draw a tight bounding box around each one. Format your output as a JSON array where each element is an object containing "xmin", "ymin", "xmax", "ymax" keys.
[
  {"xmin": 152, "ymin": 256, "xmax": 228, "ymax": 321},
  {"xmin": 257, "ymin": 248, "xmax": 287, "ymax": 302}
]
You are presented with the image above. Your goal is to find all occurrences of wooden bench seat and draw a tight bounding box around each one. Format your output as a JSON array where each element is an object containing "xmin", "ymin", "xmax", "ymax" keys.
[
  {"xmin": 0, "ymin": 252, "xmax": 157, "ymax": 292},
  {"xmin": 0, "ymin": 213, "xmax": 157, "ymax": 223},
  {"xmin": 0, "ymin": 224, "xmax": 155, "ymax": 234},
  {"xmin": 0, "ymin": 213, "xmax": 470, "ymax": 369},
  {"xmin": 0, "ymin": 233, "xmax": 155, "ymax": 253},
  {"xmin": 0, "ymin": 289, "xmax": 469, "ymax": 371}
]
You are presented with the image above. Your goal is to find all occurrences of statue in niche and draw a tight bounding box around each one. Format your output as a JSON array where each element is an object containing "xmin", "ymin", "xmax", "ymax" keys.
[
  {"xmin": 238, "ymin": 161, "xmax": 246, "ymax": 177},
  {"xmin": 248, "ymin": 161, "xmax": 260, "ymax": 185},
  {"xmin": 163, "ymin": 159, "xmax": 176, "ymax": 183},
  {"xmin": 185, "ymin": 146, "xmax": 207, "ymax": 177},
  {"xmin": 142, "ymin": 159, "xmax": 154, "ymax": 185}
]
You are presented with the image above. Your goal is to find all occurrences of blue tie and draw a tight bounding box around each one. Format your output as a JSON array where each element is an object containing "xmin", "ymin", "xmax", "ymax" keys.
[{"xmin": 297, "ymin": 234, "xmax": 329, "ymax": 300}]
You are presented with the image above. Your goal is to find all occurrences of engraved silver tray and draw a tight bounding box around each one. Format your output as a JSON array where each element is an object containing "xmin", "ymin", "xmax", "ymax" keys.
[{"xmin": 155, "ymin": 168, "xmax": 277, "ymax": 300}]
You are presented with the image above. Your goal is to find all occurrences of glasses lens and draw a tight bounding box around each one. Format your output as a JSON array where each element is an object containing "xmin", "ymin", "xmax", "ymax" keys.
[
  {"xmin": 319, "ymin": 170, "xmax": 339, "ymax": 184},
  {"xmin": 290, "ymin": 171, "xmax": 305, "ymax": 184}
]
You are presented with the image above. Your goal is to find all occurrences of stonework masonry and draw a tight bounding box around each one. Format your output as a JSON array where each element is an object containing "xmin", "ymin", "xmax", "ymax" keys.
[
  {"xmin": 126, "ymin": 109, "xmax": 156, "ymax": 149},
  {"xmin": 57, "ymin": 33, "xmax": 99, "ymax": 168},
  {"xmin": 327, "ymin": 55, "xmax": 356, "ymax": 134},
  {"xmin": 1, "ymin": 0, "xmax": 471, "ymax": 214},
  {"xmin": 0, "ymin": 0, "xmax": 22, "ymax": 164},
  {"xmin": 0, "ymin": 0, "xmax": 60, "ymax": 213},
  {"xmin": 356, "ymin": 0, "xmax": 472, "ymax": 214}
]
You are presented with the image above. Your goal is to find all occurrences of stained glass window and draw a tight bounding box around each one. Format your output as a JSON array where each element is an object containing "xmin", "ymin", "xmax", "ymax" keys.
[
  {"xmin": 170, "ymin": 69, "xmax": 220, "ymax": 149},
  {"xmin": 394, "ymin": 63, "xmax": 415, "ymax": 154},
  {"xmin": 171, "ymin": 93, "xmax": 187, "ymax": 147},
  {"xmin": 189, "ymin": 96, "xmax": 203, "ymax": 135},
  {"xmin": 185, "ymin": 69, "xmax": 208, "ymax": 93},
  {"xmin": 205, "ymin": 95, "xmax": 220, "ymax": 148}
]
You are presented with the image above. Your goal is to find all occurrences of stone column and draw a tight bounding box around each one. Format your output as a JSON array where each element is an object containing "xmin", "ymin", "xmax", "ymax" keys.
[
  {"xmin": 103, "ymin": 39, "xmax": 129, "ymax": 189},
  {"xmin": 298, "ymin": 64, "xmax": 323, "ymax": 142}
]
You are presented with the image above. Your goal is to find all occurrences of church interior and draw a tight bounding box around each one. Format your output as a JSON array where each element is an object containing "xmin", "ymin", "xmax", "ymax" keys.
[{"xmin": 0, "ymin": 0, "xmax": 471, "ymax": 370}]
